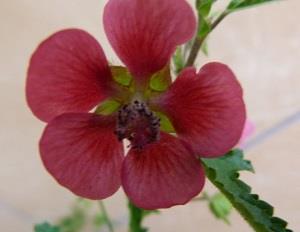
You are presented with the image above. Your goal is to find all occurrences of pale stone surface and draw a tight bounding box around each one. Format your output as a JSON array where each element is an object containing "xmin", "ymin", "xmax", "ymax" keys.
[{"xmin": 0, "ymin": 0, "xmax": 299, "ymax": 231}]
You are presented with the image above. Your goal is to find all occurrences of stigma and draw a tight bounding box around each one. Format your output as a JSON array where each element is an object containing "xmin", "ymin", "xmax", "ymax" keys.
[{"xmin": 115, "ymin": 100, "xmax": 160, "ymax": 149}]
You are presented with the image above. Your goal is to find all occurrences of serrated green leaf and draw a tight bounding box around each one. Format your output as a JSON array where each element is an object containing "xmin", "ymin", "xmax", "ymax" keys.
[
  {"xmin": 209, "ymin": 193, "xmax": 232, "ymax": 224},
  {"xmin": 227, "ymin": 0, "xmax": 280, "ymax": 11},
  {"xmin": 150, "ymin": 66, "xmax": 172, "ymax": 92},
  {"xmin": 34, "ymin": 222, "xmax": 60, "ymax": 232},
  {"xmin": 111, "ymin": 66, "xmax": 132, "ymax": 86},
  {"xmin": 202, "ymin": 149, "xmax": 292, "ymax": 232},
  {"xmin": 95, "ymin": 99, "xmax": 121, "ymax": 115}
]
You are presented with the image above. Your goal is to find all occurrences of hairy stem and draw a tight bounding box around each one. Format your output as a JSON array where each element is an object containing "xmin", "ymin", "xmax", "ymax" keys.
[
  {"xmin": 99, "ymin": 201, "xmax": 114, "ymax": 232},
  {"xmin": 185, "ymin": 11, "xmax": 229, "ymax": 67},
  {"xmin": 128, "ymin": 201, "xmax": 146, "ymax": 232}
]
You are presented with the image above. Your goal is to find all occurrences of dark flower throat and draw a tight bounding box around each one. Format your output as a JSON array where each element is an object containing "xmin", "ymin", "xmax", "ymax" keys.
[{"xmin": 115, "ymin": 100, "xmax": 160, "ymax": 149}]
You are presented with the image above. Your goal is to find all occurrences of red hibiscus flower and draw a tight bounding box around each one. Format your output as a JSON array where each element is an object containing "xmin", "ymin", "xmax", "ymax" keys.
[{"xmin": 26, "ymin": 0, "xmax": 245, "ymax": 209}]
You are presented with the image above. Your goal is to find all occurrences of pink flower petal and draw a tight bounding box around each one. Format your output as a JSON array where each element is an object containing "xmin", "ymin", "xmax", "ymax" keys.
[
  {"xmin": 26, "ymin": 29, "xmax": 113, "ymax": 122},
  {"xmin": 103, "ymin": 0, "xmax": 196, "ymax": 83},
  {"xmin": 122, "ymin": 132, "xmax": 205, "ymax": 209},
  {"xmin": 40, "ymin": 113, "xmax": 124, "ymax": 199},
  {"xmin": 155, "ymin": 63, "xmax": 246, "ymax": 157}
]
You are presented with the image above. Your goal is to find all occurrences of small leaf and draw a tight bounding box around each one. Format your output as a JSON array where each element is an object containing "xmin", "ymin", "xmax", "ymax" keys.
[
  {"xmin": 155, "ymin": 111, "xmax": 175, "ymax": 133},
  {"xmin": 196, "ymin": 0, "xmax": 216, "ymax": 39},
  {"xmin": 95, "ymin": 99, "xmax": 121, "ymax": 115},
  {"xmin": 111, "ymin": 66, "xmax": 132, "ymax": 86},
  {"xmin": 198, "ymin": 16, "xmax": 211, "ymax": 38},
  {"xmin": 150, "ymin": 66, "xmax": 172, "ymax": 92},
  {"xmin": 201, "ymin": 40, "xmax": 209, "ymax": 56},
  {"xmin": 196, "ymin": 0, "xmax": 216, "ymax": 17},
  {"xmin": 227, "ymin": 0, "xmax": 280, "ymax": 11},
  {"xmin": 209, "ymin": 193, "xmax": 232, "ymax": 224},
  {"xmin": 34, "ymin": 222, "xmax": 60, "ymax": 232},
  {"xmin": 202, "ymin": 149, "xmax": 292, "ymax": 232},
  {"xmin": 173, "ymin": 47, "xmax": 184, "ymax": 74}
]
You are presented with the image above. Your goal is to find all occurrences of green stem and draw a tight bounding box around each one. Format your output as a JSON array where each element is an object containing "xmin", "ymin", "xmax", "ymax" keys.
[
  {"xmin": 185, "ymin": 11, "xmax": 229, "ymax": 67},
  {"xmin": 98, "ymin": 201, "xmax": 114, "ymax": 232},
  {"xmin": 128, "ymin": 201, "xmax": 146, "ymax": 232}
]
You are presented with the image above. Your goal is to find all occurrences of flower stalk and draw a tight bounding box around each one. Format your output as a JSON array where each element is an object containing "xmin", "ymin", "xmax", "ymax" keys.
[
  {"xmin": 185, "ymin": 10, "xmax": 229, "ymax": 67},
  {"xmin": 99, "ymin": 201, "xmax": 114, "ymax": 232},
  {"xmin": 128, "ymin": 201, "xmax": 146, "ymax": 232}
]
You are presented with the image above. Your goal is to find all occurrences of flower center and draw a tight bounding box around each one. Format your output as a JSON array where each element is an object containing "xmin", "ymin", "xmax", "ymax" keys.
[{"xmin": 115, "ymin": 100, "xmax": 160, "ymax": 149}]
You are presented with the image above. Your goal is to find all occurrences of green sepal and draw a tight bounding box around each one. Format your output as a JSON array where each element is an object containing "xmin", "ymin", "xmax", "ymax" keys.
[
  {"xmin": 111, "ymin": 66, "xmax": 132, "ymax": 86},
  {"xmin": 150, "ymin": 66, "xmax": 172, "ymax": 92},
  {"xmin": 34, "ymin": 223, "xmax": 60, "ymax": 232},
  {"xmin": 202, "ymin": 149, "xmax": 293, "ymax": 232},
  {"xmin": 95, "ymin": 99, "xmax": 121, "ymax": 115},
  {"xmin": 227, "ymin": 0, "xmax": 280, "ymax": 12},
  {"xmin": 155, "ymin": 111, "xmax": 175, "ymax": 133},
  {"xmin": 209, "ymin": 193, "xmax": 232, "ymax": 224}
]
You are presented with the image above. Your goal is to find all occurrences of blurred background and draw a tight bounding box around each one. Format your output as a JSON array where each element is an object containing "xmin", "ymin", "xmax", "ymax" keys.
[{"xmin": 0, "ymin": 0, "xmax": 299, "ymax": 231}]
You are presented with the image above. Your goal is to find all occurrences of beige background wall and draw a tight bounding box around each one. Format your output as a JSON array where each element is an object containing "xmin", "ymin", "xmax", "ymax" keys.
[{"xmin": 0, "ymin": 0, "xmax": 299, "ymax": 231}]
